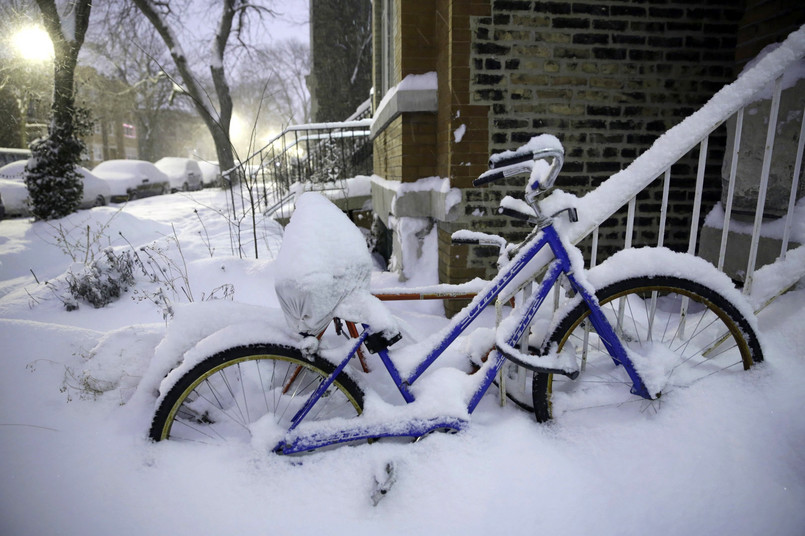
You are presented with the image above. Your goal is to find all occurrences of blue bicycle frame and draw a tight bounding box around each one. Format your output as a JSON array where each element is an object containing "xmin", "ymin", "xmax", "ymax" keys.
[{"xmin": 274, "ymin": 221, "xmax": 652, "ymax": 455}]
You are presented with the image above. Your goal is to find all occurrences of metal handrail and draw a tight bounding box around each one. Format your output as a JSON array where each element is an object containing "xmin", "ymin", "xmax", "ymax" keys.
[
  {"xmin": 551, "ymin": 25, "xmax": 805, "ymax": 297},
  {"xmin": 225, "ymin": 100, "xmax": 374, "ymax": 223}
]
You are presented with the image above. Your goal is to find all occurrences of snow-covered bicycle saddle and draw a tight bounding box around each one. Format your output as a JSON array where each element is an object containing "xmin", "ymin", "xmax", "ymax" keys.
[{"xmin": 274, "ymin": 192, "xmax": 397, "ymax": 339}]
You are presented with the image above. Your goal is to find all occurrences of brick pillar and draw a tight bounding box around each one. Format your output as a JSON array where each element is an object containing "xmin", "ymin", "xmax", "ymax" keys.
[{"xmin": 434, "ymin": 0, "xmax": 494, "ymax": 316}]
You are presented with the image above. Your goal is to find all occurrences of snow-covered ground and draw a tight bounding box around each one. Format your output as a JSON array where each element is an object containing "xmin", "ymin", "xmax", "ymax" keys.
[{"xmin": 1, "ymin": 189, "xmax": 804, "ymax": 535}]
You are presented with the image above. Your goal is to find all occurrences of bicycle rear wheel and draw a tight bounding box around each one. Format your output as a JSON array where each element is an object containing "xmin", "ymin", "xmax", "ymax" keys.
[
  {"xmin": 149, "ymin": 344, "xmax": 364, "ymax": 444},
  {"xmin": 532, "ymin": 276, "xmax": 763, "ymax": 422}
]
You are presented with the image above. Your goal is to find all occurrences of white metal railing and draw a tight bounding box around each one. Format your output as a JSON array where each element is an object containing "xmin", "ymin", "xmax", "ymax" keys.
[
  {"xmin": 217, "ymin": 102, "xmax": 373, "ymax": 259},
  {"xmin": 491, "ymin": 27, "xmax": 805, "ymax": 407},
  {"xmin": 545, "ymin": 25, "xmax": 805, "ymax": 302}
]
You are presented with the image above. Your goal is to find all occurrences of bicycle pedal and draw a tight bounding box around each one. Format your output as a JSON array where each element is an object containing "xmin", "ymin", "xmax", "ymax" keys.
[
  {"xmin": 364, "ymin": 330, "xmax": 402, "ymax": 353},
  {"xmin": 371, "ymin": 461, "xmax": 397, "ymax": 506}
]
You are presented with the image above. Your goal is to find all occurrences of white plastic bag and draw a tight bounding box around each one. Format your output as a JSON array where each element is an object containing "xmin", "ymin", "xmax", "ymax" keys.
[{"xmin": 274, "ymin": 192, "xmax": 374, "ymax": 335}]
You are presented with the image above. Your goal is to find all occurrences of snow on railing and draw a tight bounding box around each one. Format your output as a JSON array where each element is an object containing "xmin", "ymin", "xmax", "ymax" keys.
[
  {"xmin": 222, "ymin": 102, "xmax": 373, "ymax": 250},
  {"xmin": 218, "ymin": 102, "xmax": 373, "ymax": 258},
  {"xmin": 546, "ymin": 25, "xmax": 805, "ymax": 299}
]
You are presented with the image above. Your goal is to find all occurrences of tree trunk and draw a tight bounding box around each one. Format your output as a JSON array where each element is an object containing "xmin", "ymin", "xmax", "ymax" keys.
[
  {"xmin": 26, "ymin": 0, "xmax": 92, "ymax": 220},
  {"xmin": 36, "ymin": 0, "xmax": 91, "ymax": 135},
  {"xmin": 132, "ymin": 0, "xmax": 239, "ymax": 180}
]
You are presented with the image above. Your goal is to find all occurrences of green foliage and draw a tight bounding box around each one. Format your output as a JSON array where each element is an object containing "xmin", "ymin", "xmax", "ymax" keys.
[
  {"xmin": 0, "ymin": 86, "xmax": 23, "ymax": 148},
  {"xmin": 25, "ymin": 107, "xmax": 93, "ymax": 220}
]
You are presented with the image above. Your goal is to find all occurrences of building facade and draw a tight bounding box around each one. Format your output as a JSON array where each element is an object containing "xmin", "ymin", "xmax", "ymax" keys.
[
  {"xmin": 76, "ymin": 67, "xmax": 139, "ymax": 168},
  {"xmin": 368, "ymin": 0, "xmax": 805, "ymax": 313}
]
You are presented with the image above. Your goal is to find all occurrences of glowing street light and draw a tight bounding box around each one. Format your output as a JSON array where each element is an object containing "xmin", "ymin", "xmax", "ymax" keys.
[{"xmin": 13, "ymin": 25, "xmax": 54, "ymax": 62}]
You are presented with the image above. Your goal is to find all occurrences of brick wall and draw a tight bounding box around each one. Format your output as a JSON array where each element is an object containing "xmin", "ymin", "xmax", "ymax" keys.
[
  {"xmin": 373, "ymin": 113, "xmax": 440, "ymax": 182},
  {"xmin": 372, "ymin": 0, "xmax": 440, "ymax": 185},
  {"xmin": 445, "ymin": 0, "xmax": 747, "ymax": 283},
  {"xmin": 736, "ymin": 0, "xmax": 805, "ymax": 65}
]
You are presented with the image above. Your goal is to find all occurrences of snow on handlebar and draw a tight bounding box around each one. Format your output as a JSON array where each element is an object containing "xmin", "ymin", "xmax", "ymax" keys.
[{"xmin": 473, "ymin": 134, "xmax": 565, "ymax": 193}]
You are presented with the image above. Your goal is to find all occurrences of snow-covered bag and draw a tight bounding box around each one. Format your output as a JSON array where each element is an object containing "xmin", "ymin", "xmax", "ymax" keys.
[{"xmin": 274, "ymin": 192, "xmax": 396, "ymax": 337}]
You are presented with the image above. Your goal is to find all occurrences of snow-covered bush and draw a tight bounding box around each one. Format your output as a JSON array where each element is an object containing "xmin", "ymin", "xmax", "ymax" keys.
[
  {"xmin": 25, "ymin": 108, "xmax": 92, "ymax": 220},
  {"xmin": 65, "ymin": 248, "xmax": 136, "ymax": 309}
]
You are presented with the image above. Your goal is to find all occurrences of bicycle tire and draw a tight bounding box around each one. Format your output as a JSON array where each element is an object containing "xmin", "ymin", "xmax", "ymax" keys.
[
  {"xmin": 149, "ymin": 343, "xmax": 364, "ymax": 444},
  {"xmin": 532, "ymin": 275, "xmax": 763, "ymax": 422}
]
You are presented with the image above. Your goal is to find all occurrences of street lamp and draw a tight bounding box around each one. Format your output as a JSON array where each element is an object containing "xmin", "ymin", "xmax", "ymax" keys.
[
  {"xmin": 12, "ymin": 25, "xmax": 54, "ymax": 62},
  {"xmin": 10, "ymin": 25, "xmax": 55, "ymax": 144}
]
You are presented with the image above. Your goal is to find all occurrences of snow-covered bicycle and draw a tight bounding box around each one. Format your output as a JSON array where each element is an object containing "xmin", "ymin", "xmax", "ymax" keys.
[{"xmin": 148, "ymin": 135, "xmax": 764, "ymax": 453}]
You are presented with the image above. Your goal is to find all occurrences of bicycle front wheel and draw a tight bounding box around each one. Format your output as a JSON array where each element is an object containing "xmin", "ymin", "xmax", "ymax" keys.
[
  {"xmin": 532, "ymin": 276, "xmax": 763, "ymax": 422},
  {"xmin": 149, "ymin": 344, "xmax": 364, "ymax": 444}
]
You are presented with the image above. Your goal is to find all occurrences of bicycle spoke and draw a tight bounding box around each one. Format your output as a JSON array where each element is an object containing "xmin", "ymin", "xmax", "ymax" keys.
[
  {"xmin": 535, "ymin": 277, "xmax": 761, "ymax": 422},
  {"xmin": 151, "ymin": 347, "xmax": 364, "ymax": 445}
]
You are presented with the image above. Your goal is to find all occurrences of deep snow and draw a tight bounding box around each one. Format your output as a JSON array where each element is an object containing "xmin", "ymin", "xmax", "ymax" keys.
[{"xmin": 1, "ymin": 189, "xmax": 804, "ymax": 536}]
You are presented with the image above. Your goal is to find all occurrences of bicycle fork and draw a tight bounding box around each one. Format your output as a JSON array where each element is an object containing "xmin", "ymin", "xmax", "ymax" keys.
[{"xmin": 543, "ymin": 227, "xmax": 656, "ymax": 401}]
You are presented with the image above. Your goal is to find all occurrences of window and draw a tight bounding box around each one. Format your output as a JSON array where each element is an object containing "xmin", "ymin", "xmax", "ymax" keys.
[
  {"xmin": 380, "ymin": 0, "xmax": 396, "ymax": 98},
  {"xmin": 122, "ymin": 123, "xmax": 136, "ymax": 139}
]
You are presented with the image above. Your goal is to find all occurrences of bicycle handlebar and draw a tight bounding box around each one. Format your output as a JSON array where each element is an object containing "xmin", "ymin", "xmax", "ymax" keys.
[
  {"xmin": 473, "ymin": 161, "xmax": 534, "ymax": 186},
  {"xmin": 473, "ymin": 135, "xmax": 565, "ymax": 193}
]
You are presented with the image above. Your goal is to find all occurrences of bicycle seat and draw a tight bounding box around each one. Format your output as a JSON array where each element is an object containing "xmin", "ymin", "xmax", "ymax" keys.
[{"xmin": 274, "ymin": 192, "xmax": 398, "ymax": 338}]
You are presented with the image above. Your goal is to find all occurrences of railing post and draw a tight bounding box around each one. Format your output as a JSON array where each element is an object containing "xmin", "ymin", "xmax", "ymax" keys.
[
  {"xmin": 745, "ymin": 75, "xmax": 784, "ymax": 294},
  {"xmin": 780, "ymin": 107, "xmax": 805, "ymax": 259},
  {"xmin": 294, "ymin": 130, "xmax": 301, "ymax": 185},
  {"xmin": 624, "ymin": 196, "xmax": 636, "ymax": 249},
  {"xmin": 718, "ymin": 107, "xmax": 744, "ymax": 271},
  {"xmin": 688, "ymin": 136, "xmax": 709, "ymax": 256},
  {"xmin": 657, "ymin": 168, "xmax": 671, "ymax": 248}
]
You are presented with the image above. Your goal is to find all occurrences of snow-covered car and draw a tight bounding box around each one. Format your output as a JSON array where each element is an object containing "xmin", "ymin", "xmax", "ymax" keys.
[
  {"xmin": 0, "ymin": 160, "xmax": 112, "ymax": 216},
  {"xmin": 0, "ymin": 147, "xmax": 31, "ymax": 167},
  {"xmin": 92, "ymin": 160, "xmax": 170, "ymax": 202},
  {"xmin": 154, "ymin": 157, "xmax": 203, "ymax": 192},
  {"xmin": 197, "ymin": 160, "xmax": 221, "ymax": 188},
  {"xmin": 0, "ymin": 178, "xmax": 30, "ymax": 216}
]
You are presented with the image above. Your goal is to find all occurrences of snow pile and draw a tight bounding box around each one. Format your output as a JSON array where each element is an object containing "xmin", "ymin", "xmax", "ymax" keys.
[
  {"xmin": 1, "ymin": 188, "xmax": 804, "ymax": 535},
  {"xmin": 704, "ymin": 197, "xmax": 805, "ymax": 243},
  {"xmin": 741, "ymin": 41, "xmax": 805, "ymax": 102},
  {"xmin": 374, "ymin": 72, "xmax": 438, "ymax": 119}
]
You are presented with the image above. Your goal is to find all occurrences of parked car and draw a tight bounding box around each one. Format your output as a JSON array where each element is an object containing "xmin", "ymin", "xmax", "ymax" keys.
[
  {"xmin": 0, "ymin": 147, "xmax": 31, "ymax": 167},
  {"xmin": 0, "ymin": 160, "xmax": 112, "ymax": 216},
  {"xmin": 197, "ymin": 160, "xmax": 221, "ymax": 188},
  {"xmin": 92, "ymin": 160, "xmax": 170, "ymax": 202},
  {"xmin": 154, "ymin": 157, "xmax": 203, "ymax": 192},
  {"xmin": 0, "ymin": 178, "xmax": 31, "ymax": 216}
]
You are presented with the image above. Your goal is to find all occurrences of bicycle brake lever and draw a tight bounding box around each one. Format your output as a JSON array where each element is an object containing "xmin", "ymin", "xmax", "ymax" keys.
[
  {"xmin": 551, "ymin": 207, "xmax": 578, "ymax": 223},
  {"xmin": 497, "ymin": 206, "xmax": 536, "ymax": 223}
]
